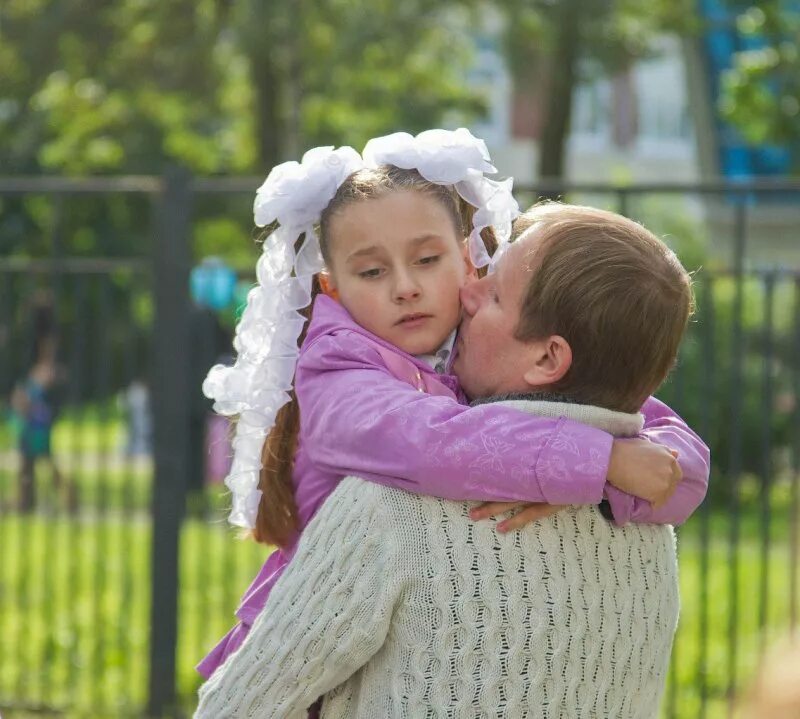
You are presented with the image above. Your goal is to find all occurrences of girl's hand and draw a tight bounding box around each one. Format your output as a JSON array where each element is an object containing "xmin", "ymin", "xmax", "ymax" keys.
[
  {"xmin": 469, "ymin": 502, "xmax": 565, "ymax": 533},
  {"xmin": 607, "ymin": 438, "xmax": 682, "ymax": 508}
]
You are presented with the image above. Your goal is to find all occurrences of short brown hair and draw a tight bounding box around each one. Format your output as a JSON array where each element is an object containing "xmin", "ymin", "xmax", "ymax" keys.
[{"xmin": 513, "ymin": 202, "xmax": 693, "ymax": 413}]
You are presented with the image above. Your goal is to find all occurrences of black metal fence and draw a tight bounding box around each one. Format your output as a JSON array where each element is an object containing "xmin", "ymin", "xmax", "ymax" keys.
[{"xmin": 0, "ymin": 174, "xmax": 798, "ymax": 718}]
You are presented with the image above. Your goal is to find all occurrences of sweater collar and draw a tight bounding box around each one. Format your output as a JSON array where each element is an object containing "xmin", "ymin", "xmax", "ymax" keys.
[{"xmin": 472, "ymin": 391, "xmax": 643, "ymax": 438}]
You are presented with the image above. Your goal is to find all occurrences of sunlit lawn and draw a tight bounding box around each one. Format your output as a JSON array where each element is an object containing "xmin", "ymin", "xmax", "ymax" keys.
[
  {"xmin": 665, "ymin": 525, "xmax": 797, "ymax": 717},
  {"xmin": 0, "ymin": 411, "xmax": 798, "ymax": 718},
  {"xmin": 0, "ymin": 512, "xmax": 266, "ymax": 718}
]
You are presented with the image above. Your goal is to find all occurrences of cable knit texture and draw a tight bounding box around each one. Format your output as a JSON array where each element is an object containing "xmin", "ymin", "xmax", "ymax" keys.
[{"xmin": 195, "ymin": 401, "xmax": 679, "ymax": 718}]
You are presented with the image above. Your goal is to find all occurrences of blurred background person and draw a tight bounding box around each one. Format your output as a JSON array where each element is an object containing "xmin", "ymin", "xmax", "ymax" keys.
[
  {"xmin": 123, "ymin": 373, "xmax": 152, "ymax": 457},
  {"xmin": 10, "ymin": 292, "xmax": 75, "ymax": 512}
]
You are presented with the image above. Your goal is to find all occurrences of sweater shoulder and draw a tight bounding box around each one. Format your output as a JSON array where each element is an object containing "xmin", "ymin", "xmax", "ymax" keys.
[
  {"xmin": 334, "ymin": 477, "xmax": 465, "ymax": 542},
  {"xmin": 334, "ymin": 476, "xmax": 444, "ymax": 522}
]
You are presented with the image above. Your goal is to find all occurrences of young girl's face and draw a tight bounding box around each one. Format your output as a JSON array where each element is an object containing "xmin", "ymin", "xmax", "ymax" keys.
[{"xmin": 325, "ymin": 190, "xmax": 472, "ymax": 356}]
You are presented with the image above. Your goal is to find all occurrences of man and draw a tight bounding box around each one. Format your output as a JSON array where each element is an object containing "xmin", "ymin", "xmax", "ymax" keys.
[{"xmin": 195, "ymin": 204, "xmax": 709, "ymax": 718}]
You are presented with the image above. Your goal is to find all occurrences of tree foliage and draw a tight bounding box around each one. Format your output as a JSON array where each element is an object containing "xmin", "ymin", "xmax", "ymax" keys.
[
  {"xmin": 719, "ymin": 1, "xmax": 800, "ymax": 152},
  {"xmin": 0, "ymin": 0, "xmax": 483, "ymax": 175},
  {"xmin": 500, "ymin": 0, "xmax": 694, "ymax": 179}
]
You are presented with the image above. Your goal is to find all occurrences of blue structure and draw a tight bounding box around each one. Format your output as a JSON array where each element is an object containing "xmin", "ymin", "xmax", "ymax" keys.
[
  {"xmin": 699, "ymin": 0, "xmax": 794, "ymax": 177},
  {"xmin": 190, "ymin": 257, "xmax": 237, "ymax": 311}
]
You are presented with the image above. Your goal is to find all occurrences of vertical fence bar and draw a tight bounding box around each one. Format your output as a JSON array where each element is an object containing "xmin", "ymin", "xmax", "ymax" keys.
[
  {"xmin": 0, "ymin": 267, "xmax": 10, "ymax": 450},
  {"xmin": 0, "ymin": 270, "xmax": 9, "ymax": 700},
  {"xmin": 0, "ymin": 270, "xmax": 9, "ymax": 400},
  {"xmin": 141, "ymin": 194, "xmax": 163, "ymax": 708},
  {"xmin": 617, "ymin": 188, "xmax": 629, "ymax": 217},
  {"xmin": 758, "ymin": 272, "xmax": 775, "ymax": 656},
  {"xmin": 15, "ymin": 271, "xmax": 36, "ymax": 706},
  {"xmin": 30, "ymin": 281, "xmax": 46, "ymax": 701},
  {"xmin": 791, "ymin": 278, "xmax": 800, "ymax": 635},
  {"xmin": 88, "ymin": 271, "xmax": 101, "ymax": 707},
  {"xmin": 117, "ymin": 266, "xmax": 139, "ymax": 711},
  {"xmin": 94, "ymin": 273, "xmax": 112, "ymax": 709},
  {"xmin": 698, "ymin": 274, "xmax": 716, "ymax": 719},
  {"xmin": 41, "ymin": 200, "xmax": 65, "ymax": 706},
  {"xmin": 147, "ymin": 168, "xmax": 192, "ymax": 718},
  {"xmin": 726, "ymin": 198, "xmax": 748, "ymax": 716},
  {"xmin": 667, "ymin": 341, "xmax": 687, "ymax": 719},
  {"xmin": 65, "ymin": 272, "xmax": 87, "ymax": 709}
]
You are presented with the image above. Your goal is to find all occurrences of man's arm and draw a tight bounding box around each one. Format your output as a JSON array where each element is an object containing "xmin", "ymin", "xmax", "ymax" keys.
[
  {"xmin": 604, "ymin": 396, "xmax": 710, "ymax": 525},
  {"xmin": 195, "ymin": 480, "xmax": 401, "ymax": 718}
]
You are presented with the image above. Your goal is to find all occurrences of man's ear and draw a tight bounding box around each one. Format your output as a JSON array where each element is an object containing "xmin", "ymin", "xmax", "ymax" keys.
[
  {"xmin": 461, "ymin": 240, "xmax": 478, "ymax": 281},
  {"xmin": 318, "ymin": 271, "xmax": 339, "ymax": 301},
  {"xmin": 522, "ymin": 336, "xmax": 572, "ymax": 388}
]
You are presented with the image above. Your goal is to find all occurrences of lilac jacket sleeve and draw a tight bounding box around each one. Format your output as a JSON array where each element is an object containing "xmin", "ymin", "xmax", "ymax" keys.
[
  {"xmin": 604, "ymin": 396, "xmax": 710, "ymax": 526},
  {"xmin": 295, "ymin": 331, "xmax": 614, "ymax": 505}
]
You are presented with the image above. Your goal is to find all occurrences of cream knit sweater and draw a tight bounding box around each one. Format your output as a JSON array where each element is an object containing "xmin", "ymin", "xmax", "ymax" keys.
[{"xmin": 195, "ymin": 401, "xmax": 679, "ymax": 718}]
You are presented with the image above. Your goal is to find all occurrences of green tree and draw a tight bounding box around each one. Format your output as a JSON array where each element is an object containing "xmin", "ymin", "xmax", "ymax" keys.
[
  {"xmin": 719, "ymin": 2, "xmax": 800, "ymax": 155},
  {"xmin": 0, "ymin": 0, "xmax": 252, "ymax": 174},
  {"xmin": 0, "ymin": 0, "xmax": 483, "ymax": 176},
  {"xmin": 0, "ymin": 0, "xmax": 488, "ymax": 386},
  {"xmin": 500, "ymin": 0, "xmax": 694, "ymax": 180},
  {"xmin": 237, "ymin": 0, "xmax": 486, "ymax": 169}
]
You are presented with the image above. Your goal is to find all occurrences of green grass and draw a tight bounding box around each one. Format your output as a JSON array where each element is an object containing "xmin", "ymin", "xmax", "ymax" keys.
[
  {"xmin": 0, "ymin": 408, "xmax": 232, "ymax": 514},
  {"xmin": 0, "ymin": 513, "xmax": 266, "ymax": 718},
  {"xmin": 1, "ymin": 504, "xmax": 797, "ymax": 718},
  {"xmin": 0, "ymin": 406, "xmax": 152, "ymax": 513},
  {"xmin": 663, "ymin": 520, "xmax": 798, "ymax": 717},
  {"xmin": 1, "ymin": 412, "xmax": 798, "ymax": 718}
]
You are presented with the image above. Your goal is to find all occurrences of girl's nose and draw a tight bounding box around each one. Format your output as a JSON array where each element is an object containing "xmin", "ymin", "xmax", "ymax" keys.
[{"xmin": 393, "ymin": 270, "xmax": 421, "ymax": 302}]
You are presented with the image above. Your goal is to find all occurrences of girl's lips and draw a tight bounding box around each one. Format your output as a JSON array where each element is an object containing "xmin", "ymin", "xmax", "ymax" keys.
[{"xmin": 396, "ymin": 313, "xmax": 432, "ymax": 329}]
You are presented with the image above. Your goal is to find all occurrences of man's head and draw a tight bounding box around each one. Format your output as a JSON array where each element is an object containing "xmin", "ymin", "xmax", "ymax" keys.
[{"xmin": 453, "ymin": 202, "xmax": 694, "ymax": 412}]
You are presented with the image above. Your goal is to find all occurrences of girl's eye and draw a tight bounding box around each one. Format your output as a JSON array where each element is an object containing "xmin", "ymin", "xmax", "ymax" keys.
[
  {"xmin": 418, "ymin": 255, "xmax": 441, "ymax": 265},
  {"xmin": 490, "ymin": 287, "xmax": 499, "ymax": 303},
  {"xmin": 358, "ymin": 268, "xmax": 382, "ymax": 279}
]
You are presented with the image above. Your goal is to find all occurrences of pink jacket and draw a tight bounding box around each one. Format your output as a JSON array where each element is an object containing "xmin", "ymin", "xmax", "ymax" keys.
[{"xmin": 197, "ymin": 294, "xmax": 709, "ymax": 679}]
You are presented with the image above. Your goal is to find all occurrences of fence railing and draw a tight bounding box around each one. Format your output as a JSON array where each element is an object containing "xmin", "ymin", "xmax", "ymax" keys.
[{"xmin": 0, "ymin": 174, "xmax": 798, "ymax": 718}]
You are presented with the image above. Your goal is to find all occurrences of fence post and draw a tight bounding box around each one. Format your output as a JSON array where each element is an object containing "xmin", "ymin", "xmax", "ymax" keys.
[{"xmin": 148, "ymin": 166, "xmax": 192, "ymax": 717}]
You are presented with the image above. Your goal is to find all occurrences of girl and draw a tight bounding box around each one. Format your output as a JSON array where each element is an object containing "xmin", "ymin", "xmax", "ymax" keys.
[{"xmin": 198, "ymin": 130, "xmax": 708, "ymax": 683}]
